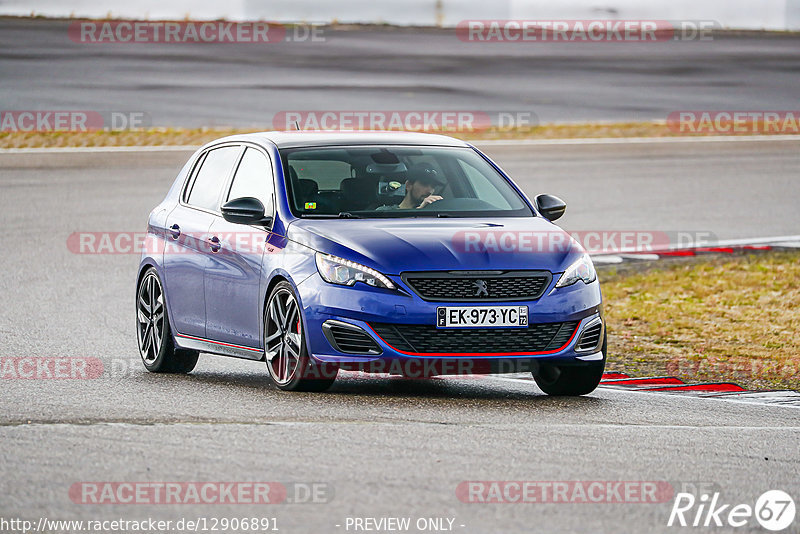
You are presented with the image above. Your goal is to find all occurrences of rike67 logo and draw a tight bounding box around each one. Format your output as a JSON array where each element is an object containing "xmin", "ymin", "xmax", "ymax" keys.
[{"xmin": 668, "ymin": 490, "xmax": 795, "ymax": 531}]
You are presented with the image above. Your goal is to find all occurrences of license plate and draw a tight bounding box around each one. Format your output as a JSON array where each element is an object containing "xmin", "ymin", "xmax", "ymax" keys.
[{"xmin": 436, "ymin": 306, "xmax": 529, "ymax": 328}]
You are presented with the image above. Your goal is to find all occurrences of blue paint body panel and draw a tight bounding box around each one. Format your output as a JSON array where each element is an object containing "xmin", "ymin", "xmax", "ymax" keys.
[{"xmin": 137, "ymin": 131, "xmax": 603, "ymax": 371}]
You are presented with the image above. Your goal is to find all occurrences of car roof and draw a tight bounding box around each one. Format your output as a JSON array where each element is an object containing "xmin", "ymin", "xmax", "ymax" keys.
[{"xmin": 211, "ymin": 130, "xmax": 472, "ymax": 149}]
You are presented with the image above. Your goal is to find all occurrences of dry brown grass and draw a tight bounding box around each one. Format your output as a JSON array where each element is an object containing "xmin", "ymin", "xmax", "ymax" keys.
[
  {"xmin": 601, "ymin": 251, "xmax": 800, "ymax": 390},
  {"xmin": 0, "ymin": 128, "xmax": 249, "ymax": 149},
  {"xmin": 2, "ymin": 120, "xmax": 797, "ymax": 149}
]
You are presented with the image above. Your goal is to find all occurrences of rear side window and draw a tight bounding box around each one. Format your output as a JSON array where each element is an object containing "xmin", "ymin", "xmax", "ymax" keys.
[
  {"xmin": 290, "ymin": 160, "xmax": 352, "ymax": 190},
  {"xmin": 186, "ymin": 146, "xmax": 241, "ymax": 211},
  {"xmin": 227, "ymin": 148, "xmax": 274, "ymax": 213}
]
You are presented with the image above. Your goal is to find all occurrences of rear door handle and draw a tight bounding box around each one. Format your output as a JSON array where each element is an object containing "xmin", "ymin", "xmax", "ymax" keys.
[
  {"xmin": 209, "ymin": 235, "xmax": 221, "ymax": 252},
  {"xmin": 169, "ymin": 224, "xmax": 181, "ymax": 239}
]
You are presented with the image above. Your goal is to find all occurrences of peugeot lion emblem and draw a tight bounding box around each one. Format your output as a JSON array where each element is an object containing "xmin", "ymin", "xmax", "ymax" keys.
[{"xmin": 473, "ymin": 279, "xmax": 489, "ymax": 297}]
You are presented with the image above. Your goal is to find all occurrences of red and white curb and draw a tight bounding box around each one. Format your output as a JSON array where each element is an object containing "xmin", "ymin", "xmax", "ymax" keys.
[
  {"xmin": 590, "ymin": 235, "xmax": 800, "ymax": 265},
  {"xmin": 585, "ymin": 237, "xmax": 800, "ymax": 406},
  {"xmin": 597, "ymin": 373, "xmax": 800, "ymax": 407},
  {"xmin": 496, "ymin": 372, "xmax": 800, "ymax": 407}
]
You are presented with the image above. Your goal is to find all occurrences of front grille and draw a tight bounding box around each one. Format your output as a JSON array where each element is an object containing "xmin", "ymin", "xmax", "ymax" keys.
[
  {"xmin": 402, "ymin": 271, "xmax": 552, "ymax": 302},
  {"xmin": 369, "ymin": 321, "xmax": 579, "ymax": 354},
  {"xmin": 577, "ymin": 321, "xmax": 603, "ymax": 351},
  {"xmin": 323, "ymin": 321, "xmax": 382, "ymax": 355}
]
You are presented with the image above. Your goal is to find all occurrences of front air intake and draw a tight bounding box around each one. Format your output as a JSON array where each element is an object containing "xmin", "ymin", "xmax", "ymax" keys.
[
  {"xmin": 369, "ymin": 321, "xmax": 579, "ymax": 354},
  {"xmin": 576, "ymin": 319, "xmax": 603, "ymax": 352},
  {"xmin": 322, "ymin": 320, "xmax": 382, "ymax": 355}
]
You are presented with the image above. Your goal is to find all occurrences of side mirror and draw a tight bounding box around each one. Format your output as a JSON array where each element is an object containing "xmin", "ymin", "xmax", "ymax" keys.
[
  {"xmin": 535, "ymin": 194, "xmax": 566, "ymax": 222},
  {"xmin": 221, "ymin": 197, "xmax": 271, "ymax": 225}
]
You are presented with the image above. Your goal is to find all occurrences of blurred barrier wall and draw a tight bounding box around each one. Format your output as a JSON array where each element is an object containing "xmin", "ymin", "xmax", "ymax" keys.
[
  {"xmin": 0, "ymin": 0, "xmax": 247, "ymax": 20},
  {"xmin": 2, "ymin": 0, "xmax": 799, "ymax": 30}
]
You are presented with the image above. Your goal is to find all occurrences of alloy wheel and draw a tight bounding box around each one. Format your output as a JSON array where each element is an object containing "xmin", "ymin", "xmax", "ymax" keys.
[
  {"xmin": 265, "ymin": 288, "xmax": 303, "ymax": 385},
  {"xmin": 137, "ymin": 272, "xmax": 165, "ymax": 363}
]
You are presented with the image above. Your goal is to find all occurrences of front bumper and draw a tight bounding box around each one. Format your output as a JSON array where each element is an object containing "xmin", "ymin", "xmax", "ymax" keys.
[{"xmin": 295, "ymin": 271, "xmax": 604, "ymax": 373}]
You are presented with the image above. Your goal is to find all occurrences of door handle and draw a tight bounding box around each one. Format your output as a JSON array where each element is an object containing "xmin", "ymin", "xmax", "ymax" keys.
[
  {"xmin": 209, "ymin": 235, "xmax": 221, "ymax": 253},
  {"xmin": 169, "ymin": 224, "xmax": 180, "ymax": 239}
]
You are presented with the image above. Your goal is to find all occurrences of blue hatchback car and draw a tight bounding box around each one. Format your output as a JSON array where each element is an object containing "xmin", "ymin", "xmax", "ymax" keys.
[{"xmin": 137, "ymin": 131, "xmax": 605, "ymax": 394}]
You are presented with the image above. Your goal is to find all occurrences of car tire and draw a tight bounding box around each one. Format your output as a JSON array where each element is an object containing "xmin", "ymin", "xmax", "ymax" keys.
[
  {"xmin": 136, "ymin": 268, "xmax": 199, "ymax": 374},
  {"xmin": 533, "ymin": 331, "xmax": 606, "ymax": 396},
  {"xmin": 264, "ymin": 281, "xmax": 338, "ymax": 392}
]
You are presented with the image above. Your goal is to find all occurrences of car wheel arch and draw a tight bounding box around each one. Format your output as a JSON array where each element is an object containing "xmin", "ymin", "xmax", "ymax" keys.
[
  {"xmin": 262, "ymin": 273, "xmax": 314, "ymax": 357},
  {"xmin": 136, "ymin": 262, "xmax": 179, "ymax": 345}
]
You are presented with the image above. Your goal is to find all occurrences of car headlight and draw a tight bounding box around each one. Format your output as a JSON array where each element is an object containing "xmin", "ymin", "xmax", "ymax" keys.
[
  {"xmin": 315, "ymin": 253, "xmax": 396, "ymax": 290},
  {"xmin": 555, "ymin": 254, "xmax": 597, "ymax": 288}
]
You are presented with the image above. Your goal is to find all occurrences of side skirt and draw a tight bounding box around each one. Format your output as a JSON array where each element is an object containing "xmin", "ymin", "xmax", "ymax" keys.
[{"xmin": 175, "ymin": 333, "xmax": 265, "ymax": 362}]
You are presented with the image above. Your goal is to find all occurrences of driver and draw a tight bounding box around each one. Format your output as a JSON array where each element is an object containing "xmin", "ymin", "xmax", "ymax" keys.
[{"xmin": 379, "ymin": 163, "xmax": 444, "ymax": 210}]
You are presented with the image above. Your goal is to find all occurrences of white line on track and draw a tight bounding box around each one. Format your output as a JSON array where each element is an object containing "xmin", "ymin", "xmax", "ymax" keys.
[
  {"xmin": 473, "ymin": 134, "xmax": 800, "ymax": 146},
  {"xmin": 490, "ymin": 375, "xmax": 800, "ymax": 409},
  {"xmin": 0, "ymin": 145, "xmax": 198, "ymax": 154},
  {"xmin": 589, "ymin": 235, "xmax": 800, "ymax": 258},
  {"xmin": 668, "ymin": 235, "xmax": 800, "ymax": 247}
]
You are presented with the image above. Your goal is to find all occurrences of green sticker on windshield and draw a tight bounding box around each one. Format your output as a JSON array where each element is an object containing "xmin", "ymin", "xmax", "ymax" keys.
[{"xmin": 304, "ymin": 202, "xmax": 317, "ymax": 210}]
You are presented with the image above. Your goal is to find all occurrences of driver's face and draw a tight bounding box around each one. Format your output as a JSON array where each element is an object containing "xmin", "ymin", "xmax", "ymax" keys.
[{"xmin": 407, "ymin": 180, "xmax": 435, "ymax": 203}]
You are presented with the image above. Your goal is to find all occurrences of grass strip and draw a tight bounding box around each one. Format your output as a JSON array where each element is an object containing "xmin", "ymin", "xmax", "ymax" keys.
[
  {"xmin": 602, "ymin": 251, "xmax": 800, "ymax": 390},
  {"xmin": 2, "ymin": 121, "xmax": 797, "ymax": 149}
]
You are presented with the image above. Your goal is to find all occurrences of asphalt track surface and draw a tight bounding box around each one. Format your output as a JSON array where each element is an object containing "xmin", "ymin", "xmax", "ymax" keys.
[
  {"xmin": 2, "ymin": 18, "xmax": 800, "ymax": 125},
  {"xmin": 1, "ymin": 140, "xmax": 799, "ymax": 533}
]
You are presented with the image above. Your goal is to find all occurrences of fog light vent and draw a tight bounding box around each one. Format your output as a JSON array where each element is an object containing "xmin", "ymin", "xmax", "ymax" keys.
[
  {"xmin": 577, "ymin": 320, "xmax": 603, "ymax": 352},
  {"xmin": 322, "ymin": 321, "xmax": 382, "ymax": 355}
]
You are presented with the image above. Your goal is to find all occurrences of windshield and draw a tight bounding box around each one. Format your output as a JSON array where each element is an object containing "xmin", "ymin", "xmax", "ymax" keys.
[{"xmin": 280, "ymin": 145, "xmax": 533, "ymax": 218}]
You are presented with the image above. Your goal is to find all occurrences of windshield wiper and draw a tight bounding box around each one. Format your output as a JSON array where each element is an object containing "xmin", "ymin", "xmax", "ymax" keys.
[{"xmin": 337, "ymin": 212, "xmax": 362, "ymax": 219}]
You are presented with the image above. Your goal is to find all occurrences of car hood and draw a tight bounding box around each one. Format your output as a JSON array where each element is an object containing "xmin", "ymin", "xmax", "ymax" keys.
[{"xmin": 287, "ymin": 217, "xmax": 582, "ymax": 274}]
